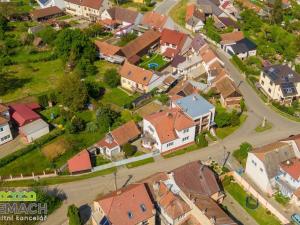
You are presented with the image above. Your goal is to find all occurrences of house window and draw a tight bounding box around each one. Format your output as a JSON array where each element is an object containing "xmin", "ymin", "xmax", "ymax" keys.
[
  {"xmin": 0, "ymin": 127, "xmax": 4, "ymax": 132},
  {"xmin": 183, "ymin": 128, "xmax": 189, "ymax": 133},
  {"xmin": 263, "ymin": 73, "xmax": 265, "ymax": 78},
  {"xmin": 261, "ymin": 80, "xmax": 264, "ymax": 85},
  {"xmin": 270, "ymin": 81, "xmax": 273, "ymax": 86},
  {"xmin": 142, "ymin": 221, "xmax": 149, "ymax": 225},
  {"xmin": 167, "ymin": 142, "xmax": 174, "ymax": 147},
  {"xmin": 268, "ymin": 88, "xmax": 271, "ymax": 93},
  {"xmin": 182, "ymin": 137, "xmax": 189, "ymax": 142},
  {"xmin": 260, "ymin": 168, "xmax": 263, "ymax": 172},
  {"xmin": 251, "ymin": 160, "xmax": 257, "ymax": 166},
  {"xmin": 0, "ymin": 135, "xmax": 10, "ymax": 142},
  {"xmin": 148, "ymin": 126, "xmax": 154, "ymax": 133}
]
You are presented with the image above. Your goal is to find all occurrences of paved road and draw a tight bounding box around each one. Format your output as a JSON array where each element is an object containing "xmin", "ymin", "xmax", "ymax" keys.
[
  {"xmin": 42, "ymin": 2, "xmax": 300, "ymax": 224},
  {"xmin": 154, "ymin": 0, "xmax": 177, "ymax": 14}
]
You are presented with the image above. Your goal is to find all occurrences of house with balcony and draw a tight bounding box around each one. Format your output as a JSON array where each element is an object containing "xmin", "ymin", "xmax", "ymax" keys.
[
  {"xmin": 120, "ymin": 61, "xmax": 166, "ymax": 93},
  {"xmin": 64, "ymin": 0, "xmax": 103, "ymax": 21},
  {"xmin": 259, "ymin": 64, "xmax": 300, "ymax": 103},
  {"xmin": 142, "ymin": 108, "xmax": 196, "ymax": 153},
  {"xmin": 172, "ymin": 94, "xmax": 215, "ymax": 132},
  {"xmin": 0, "ymin": 104, "xmax": 13, "ymax": 145}
]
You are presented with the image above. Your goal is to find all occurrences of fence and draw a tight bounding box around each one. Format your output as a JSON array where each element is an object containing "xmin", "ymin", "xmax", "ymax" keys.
[
  {"xmin": 226, "ymin": 171, "xmax": 290, "ymax": 225},
  {"xmin": 92, "ymin": 151, "xmax": 160, "ymax": 172},
  {"xmin": 0, "ymin": 171, "xmax": 58, "ymax": 182}
]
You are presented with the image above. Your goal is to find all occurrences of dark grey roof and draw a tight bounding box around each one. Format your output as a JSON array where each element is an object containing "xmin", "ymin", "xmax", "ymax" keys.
[
  {"xmin": 218, "ymin": 16, "xmax": 239, "ymax": 29},
  {"xmin": 106, "ymin": 7, "xmax": 139, "ymax": 24},
  {"xmin": 263, "ymin": 64, "xmax": 300, "ymax": 85},
  {"xmin": 197, "ymin": 0, "xmax": 223, "ymax": 16},
  {"xmin": 231, "ymin": 38, "xmax": 257, "ymax": 54},
  {"xmin": 191, "ymin": 34, "xmax": 206, "ymax": 52},
  {"xmin": 171, "ymin": 55, "xmax": 186, "ymax": 67}
]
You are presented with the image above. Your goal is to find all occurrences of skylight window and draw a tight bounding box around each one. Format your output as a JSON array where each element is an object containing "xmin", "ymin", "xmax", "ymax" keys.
[
  {"xmin": 140, "ymin": 204, "xmax": 147, "ymax": 212},
  {"xmin": 128, "ymin": 211, "xmax": 133, "ymax": 219}
]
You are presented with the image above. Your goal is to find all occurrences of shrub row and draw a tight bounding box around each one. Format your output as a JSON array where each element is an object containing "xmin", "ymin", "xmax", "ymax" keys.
[{"xmin": 0, "ymin": 129, "xmax": 64, "ymax": 168}]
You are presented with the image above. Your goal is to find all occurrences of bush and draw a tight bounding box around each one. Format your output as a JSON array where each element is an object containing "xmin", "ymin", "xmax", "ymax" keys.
[
  {"xmin": 103, "ymin": 69, "xmax": 120, "ymax": 88},
  {"xmin": 85, "ymin": 80, "xmax": 105, "ymax": 99},
  {"xmin": 215, "ymin": 111, "xmax": 231, "ymax": 128},
  {"xmin": 38, "ymin": 94, "xmax": 49, "ymax": 108},
  {"xmin": 67, "ymin": 204, "xmax": 81, "ymax": 225},
  {"xmin": 86, "ymin": 121, "xmax": 99, "ymax": 133},
  {"xmin": 68, "ymin": 116, "xmax": 86, "ymax": 134},
  {"xmin": 123, "ymin": 143, "xmax": 137, "ymax": 157},
  {"xmin": 230, "ymin": 110, "xmax": 240, "ymax": 127},
  {"xmin": 196, "ymin": 133, "xmax": 208, "ymax": 148},
  {"xmin": 233, "ymin": 142, "xmax": 252, "ymax": 165},
  {"xmin": 157, "ymin": 94, "xmax": 169, "ymax": 104}
]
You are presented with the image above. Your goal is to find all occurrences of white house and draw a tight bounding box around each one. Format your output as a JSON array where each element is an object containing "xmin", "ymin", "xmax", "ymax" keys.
[
  {"xmin": 259, "ymin": 64, "xmax": 300, "ymax": 103},
  {"xmin": 0, "ymin": 104, "xmax": 13, "ymax": 145},
  {"xmin": 172, "ymin": 94, "xmax": 215, "ymax": 132},
  {"xmin": 199, "ymin": 45, "xmax": 224, "ymax": 75},
  {"xmin": 19, "ymin": 119, "xmax": 49, "ymax": 143},
  {"xmin": 95, "ymin": 121, "xmax": 140, "ymax": 158},
  {"xmin": 171, "ymin": 54, "xmax": 204, "ymax": 79},
  {"xmin": 142, "ymin": 108, "xmax": 196, "ymax": 153},
  {"xmin": 120, "ymin": 61, "xmax": 166, "ymax": 93},
  {"xmin": 245, "ymin": 140, "xmax": 298, "ymax": 195},
  {"xmin": 64, "ymin": 0, "xmax": 103, "ymax": 21},
  {"xmin": 225, "ymin": 38, "xmax": 257, "ymax": 59}
]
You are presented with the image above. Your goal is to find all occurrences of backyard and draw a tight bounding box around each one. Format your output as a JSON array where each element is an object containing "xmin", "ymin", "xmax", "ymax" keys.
[
  {"xmin": 139, "ymin": 54, "xmax": 168, "ymax": 71},
  {"xmin": 223, "ymin": 178, "xmax": 281, "ymax": 225}
]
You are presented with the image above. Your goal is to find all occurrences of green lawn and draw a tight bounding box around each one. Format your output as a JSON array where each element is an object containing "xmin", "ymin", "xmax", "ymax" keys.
[
  {"xmin": 169, "ymin": 0, "xmax": 188, "ymax": 26},
  {"xmin": 216, "ymin": 114, "xmax": 248, "ymax": 139},
  {"xmin": 1, "ymin": 59, "xmax": 64, "ymax": 103},
  {"xmin": 126, "ymin": 157, "xmax": 154, "ymax": 169},
  {"xmin": 95, "ymin": 156, "xmax": 111, "ymax": 166},
  {"xmin": 274, "ymin": 192, "xmax": 290, "ymax": 206},
  {"xmin": 224, "ymin": 181, "xmax": 281, "ymax": 225},
  {"xmin": 163, "ymin": 144, "xmax": 199, "ymax": 158},
  {"xmin": 2, "ymin": 167, "xmax": 116, "ymax": 187},
  {"xmin": 101, "ymin": 88, "xmax": 138, "ymax": 107},
  {"xmin": 10, "ymin": 49, "xmax": 54, "ymax": 64},
  {"xmin": 139, "ymin": 54, "xmax": 168, "ymax": 71}
]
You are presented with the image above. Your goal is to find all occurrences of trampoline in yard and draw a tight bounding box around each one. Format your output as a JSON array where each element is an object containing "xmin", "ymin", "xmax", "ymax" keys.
[
  {"xmin": 148, "ymin": 63, "xmax": 159, "ymax": 69},
  {"xmin": 246, "ymin": 195, "xmax": 259, "ymax": 209}
]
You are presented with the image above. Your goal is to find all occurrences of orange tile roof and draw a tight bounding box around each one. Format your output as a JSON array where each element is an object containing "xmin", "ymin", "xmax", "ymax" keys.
[
  {"xmin": 215, "ymin": 76, "xmax": 242, "ymax": 98},
  {"xmin": 186, "ymin": 4, "xmax": 196, "ymax": 22},
  {"xmin": 120, "ymin": 61, "xmax": 154, "ymax": 86},
  {"xmin": 220, "ymin": 31, "xmax": 244, "ymax": 45},
  {"xmin": 111, "ymin": 120, "xmax": 140, "ymax": 146},
  {"xmin": 280, "ymin": 157, "xmax": 300, "ymax": 180},
  {"xmin": 145, "ymin": 108, "xmax": 195, "ymax": 144},
  {"xmin": 281, "ymin": 134, "xmax": 300, "ymax": 151},
  {"xmin": 30, "ymin": 6, "xmax": 63, "ymax": 20},
  {"xmin": 94, "ymin": 40, "xmax": 121, "ymax": 56},
  {"xmin": 141, "ymin": 11, "xmax": 168, "ymax": 30},
  {"xmin": 96, "ymin": 136, "xmax": 119, "ymax": 149},
  {"xmin": 200, "ymin": 47, "xmax": 217, "ymax": 64},
  {"xmin": 67, "ymin": 149, "xmax": 92, "ymax": 173},
  {"xmin": 0, "ymin": 116, "xmax": 8, "ymax": 125},
  {"xmin": 97, "ymin": 183, "xmax": 154, "ymax": 225},
  {"xmin": 157, "ymin": 182, "xmax": 191, "ymax": 220}
]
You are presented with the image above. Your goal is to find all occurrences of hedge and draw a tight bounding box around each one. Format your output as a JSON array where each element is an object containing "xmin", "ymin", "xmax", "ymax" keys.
[{"xmin": 0, "ymin": 129, "xmax": 64, "ymax": 168}]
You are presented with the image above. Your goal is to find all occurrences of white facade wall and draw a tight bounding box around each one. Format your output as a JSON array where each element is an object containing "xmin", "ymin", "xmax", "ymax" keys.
[
  {"xmin": 99, "ymin": 145, "xmax": 121, "ymax": 157},
  {"xmin": 64, "ymin": 1, "xmax": 101, "ymax": 20},
  {"xmin": 245, "ymin": 153, "xmax": 273, "ymax": 194},
  {"xmin": 24, "ymin": 126, "xmax": 50, "ymax": 143},
  {"xmin": 0, "ymin": 123, "xmax": 13, "ymax": 145},
  {"xmin": 143, "ymin": 119, "xmax": 196, "ymax": 153}
]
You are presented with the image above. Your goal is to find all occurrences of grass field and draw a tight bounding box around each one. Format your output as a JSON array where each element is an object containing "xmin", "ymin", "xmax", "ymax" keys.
[
  {"xmin": 163, "ymin": 144, "xmax": 198, "ymax": 158},
  {"xmin": 216, "ymin": 114, "xmax": 247, "ymax": 139},
  {"xmin": 101, "ymin": 88, "xmax": 138, "ymax": 107},
  {"xmin": 255, "ymin": 121, "xmax": 272, "ymax": 132},
  {"xmin": 1, "ymin": 59, "xmax": 64, "ymax": 103},
  {"xmin": 139, "ymin": 54, "xmax": 168, "ymax": 71},
  {"xmin": 224, "ymin": 181, "xmax": 281, "ymax": 225},
  {"xmin": 169, "ymin": 0, "xmax": 188, "ymax": 26}
]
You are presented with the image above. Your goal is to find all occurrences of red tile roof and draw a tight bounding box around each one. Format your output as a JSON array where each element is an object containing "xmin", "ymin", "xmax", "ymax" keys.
[
  {"xmin": 120, "ymin": 61, "xmax": 154, "ymax": 86},
  {"xmin": 161, "ymin": 28, "xmax": 187, "ymax": 46},
  {"xmin": 162, "ymin": 48, "xmax": 179, "ymax": 59},
  {"xmin": 111, "ymin": 120, "xmax": 140, "ymax": 146},
  {"xmin": 141, "ymin": 11, "xmax": 168, "ymax": 30},
  {"xmin": 144, "ymin": 108, "xmax": 195, "ymax": 144},
  {"xmin": 281, "ymin": 134, "xmax": 300, "ymax": 151},
  {"xmin": 280, "ymin": 157, "xmax": 300, "ymax": 180},
  {"xmin": 68, "ymin": 149, "xmax": 92, "ymax": 173},
  {"xmin": 96, "ymin": 136, "xmax": 119, "ymax": 149},
  {"xmin": 65, "ymin": 0, "xmax": 102, "ymax": 9},
  {"xmin": 97, "ymin": 183, "xmax": 154, "ymax": 225},
  {"xmin": 220, "ymin": 31, "xmax": 244, "ymax": 45},
  {"xmin": 9, "ymin": 103, "xmax": 41, "ymax": 126},
  {"xmin": 30, "ymin": 6, "xmax": 63, "ymax": 20}
]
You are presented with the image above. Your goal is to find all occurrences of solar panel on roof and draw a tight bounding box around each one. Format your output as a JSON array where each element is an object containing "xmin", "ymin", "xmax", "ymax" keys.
[
  {"xmin": 38, "ymin": 0, "xmax": 49, "ymax": 5},
  {"xmin": 100, "ymin": 216, "xmax": 111, "ymax": 225}
]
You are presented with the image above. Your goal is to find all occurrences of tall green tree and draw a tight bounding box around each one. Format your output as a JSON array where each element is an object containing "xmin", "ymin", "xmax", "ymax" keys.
[
  {"xmin": 103, "ymin": 68, "xmax": 120, "ymax": 88},
  {"xmin": 272, "ymin": 0, "xmax": 283, "ymax": 24},
  {"xmin": 57, "ymin": 74, "xmax": 88, "ymax": 111}
]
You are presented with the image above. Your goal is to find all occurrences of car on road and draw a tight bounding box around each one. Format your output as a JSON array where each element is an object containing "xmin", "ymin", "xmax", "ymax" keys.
[{"xmin": 291, "ymin": 213, "xmax": 300, "ymax": 225}]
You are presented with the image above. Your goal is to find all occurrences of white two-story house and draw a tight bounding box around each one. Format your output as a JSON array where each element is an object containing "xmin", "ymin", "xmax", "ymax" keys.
[
  {"xmin": 259, "ymin": 64, "xmax": 300, "ymax": 103},
  {"xmin": 0, "ymin": 104, "xmax": 13, "ymax": 145},
  {"xmin": 142, "ymin": 108, "xmax": 196, "ymax": 153},
  {"xmin": 64, "ymin": 0, "xmax": 103, "ymax": 21}
]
